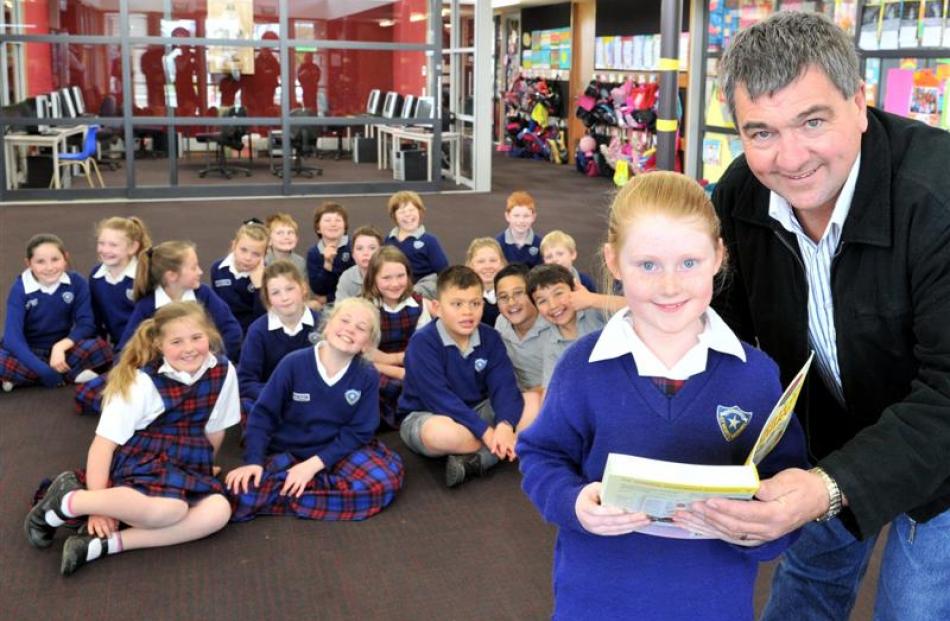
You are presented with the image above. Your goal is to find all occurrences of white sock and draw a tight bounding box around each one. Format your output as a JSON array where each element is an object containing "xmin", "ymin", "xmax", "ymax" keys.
[
  {"xmin": 85, "ymin": 532, "xmax": 122, "ymax": 562},
  {"xmin": 60, "ymin": 491, "xmax": 79, "ymax": 517},
  {"xmin": 73, "ymin": 369, "xmax": 99, "ymax": 384}
]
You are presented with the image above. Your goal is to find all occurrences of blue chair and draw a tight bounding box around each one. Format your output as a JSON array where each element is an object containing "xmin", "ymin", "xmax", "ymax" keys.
[{"xmin": 53, "ymin": 124, "xmax": 105, "ymax": 188}]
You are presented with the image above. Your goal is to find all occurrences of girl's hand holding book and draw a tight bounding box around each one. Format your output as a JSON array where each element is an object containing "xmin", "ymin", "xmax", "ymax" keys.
[{"xmin": 575, "ymin": 482, "xmax": 651, "ymax": 536}]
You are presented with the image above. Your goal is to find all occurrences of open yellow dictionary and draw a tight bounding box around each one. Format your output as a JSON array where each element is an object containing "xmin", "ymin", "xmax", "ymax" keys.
[{"xmin": 600, "ymin": 352, "xmax": 814, "ymax": 538}]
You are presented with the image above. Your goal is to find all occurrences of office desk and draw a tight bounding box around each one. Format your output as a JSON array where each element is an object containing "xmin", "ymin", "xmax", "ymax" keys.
[
  {"xmin": 4, "ymin": 125, "xmax": 88, "ymax": 190},
  {"xmin": 375, "ymin": 125, "xmax": 461, "ymax": 182}
]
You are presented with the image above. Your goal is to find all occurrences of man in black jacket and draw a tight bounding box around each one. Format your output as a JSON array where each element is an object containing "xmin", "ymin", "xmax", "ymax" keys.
[{"xmin": 690, "ymin": 12, "xmax": 950, "ymax": 620}]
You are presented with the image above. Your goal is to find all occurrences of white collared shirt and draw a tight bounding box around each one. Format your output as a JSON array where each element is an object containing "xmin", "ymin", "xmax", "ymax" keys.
[
  {"xmin": 313, "ymin": 340, "xmax": 351, "ymax": 386},
  {"xmin": 92, "ymin": 258, "xmax": 138, "ymax": 285},
  {"xmin": 21, "ymin": 269, "xmax": 70, "ymax": 295},
  {"xmin": 388, "ymin": 225, "xmax": 426, "ymax": 240},
  {"xmin": 589, "ymin": 307, "xmax": 746, "ymax": 380},
  {"xmin": 219, "ymin": 253, "xmax": 251, "ymax": 279},
  {"xmin": 154, "ymin": 285, "xmax": 197, "ymax": 308},
  {"xmin": 767, "ymin": 154, "xmax": 860, "ymax": 405},
  {"xmin": 96, "ymin": 353, "xmax": 240, "ymax": 445},
  {"xmin": 503, "ymin": 227, "xmax": 536, "ymax": 247},
  {"xmin": 267, "ymin": 307, "xmax": 315, "ymax": 337}
]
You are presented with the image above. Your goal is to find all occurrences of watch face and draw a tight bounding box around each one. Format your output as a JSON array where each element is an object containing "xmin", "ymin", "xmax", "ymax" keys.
[{"xmin": 522, "ymin": 32, "xmax": 532, "ymax": 48}]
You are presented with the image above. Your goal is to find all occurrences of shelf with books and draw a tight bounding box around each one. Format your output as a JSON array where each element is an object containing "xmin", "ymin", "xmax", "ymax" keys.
[{"xmin": 856, "ymin": 0, "xmax": 949, "ymax": 130}]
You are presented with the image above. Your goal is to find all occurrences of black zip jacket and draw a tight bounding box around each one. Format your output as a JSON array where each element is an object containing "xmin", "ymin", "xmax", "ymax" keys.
[{"xmin": 712, "ymin": 107, "xmax": 950, "ymax": 539}]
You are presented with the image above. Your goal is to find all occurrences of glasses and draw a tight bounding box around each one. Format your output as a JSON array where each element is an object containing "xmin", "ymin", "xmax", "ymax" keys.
[{"xmin": 497, "ymin": 289, "xmax": 528, "ymax": 306}]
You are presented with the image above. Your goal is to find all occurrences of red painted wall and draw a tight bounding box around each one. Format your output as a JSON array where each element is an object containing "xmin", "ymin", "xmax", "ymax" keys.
[{"xmin": 24, "ymin": 0, "xmax": 53, "ymax": 96}]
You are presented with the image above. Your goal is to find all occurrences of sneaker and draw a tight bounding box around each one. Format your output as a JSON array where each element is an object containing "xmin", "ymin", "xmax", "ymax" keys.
[
  {"xmin": 61, "ymin": 534, "xmax": 102, "ymax": 576},
  {"xmin": 445, "ymin": 453, "xmax": 484, "ymax": 488},
  {"xmin": 1, "ymin": 381, "xmax": 12, "ymax": 392},
  {"xmin": 24, "ymin": 470, "xmax": 81, "ymax": 548}
]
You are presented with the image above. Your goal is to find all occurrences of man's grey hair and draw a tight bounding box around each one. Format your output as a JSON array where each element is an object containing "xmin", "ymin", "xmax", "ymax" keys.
[{"xmin": 720, "ymin": 11, "xmax": 861, "ymax": 121}]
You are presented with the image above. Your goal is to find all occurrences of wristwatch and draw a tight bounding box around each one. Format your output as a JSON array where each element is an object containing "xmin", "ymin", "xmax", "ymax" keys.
[{"xmin": 811, "ymin": 466, "xmax": 843, "ymax": 522}]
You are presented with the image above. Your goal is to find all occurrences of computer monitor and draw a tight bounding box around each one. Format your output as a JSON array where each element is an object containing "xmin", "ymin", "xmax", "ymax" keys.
[
  {"xmin": 34, "ymin": 94, "xmax": 50, "ymax": 133},
  {"xmin": 400, "ymin": 95, "xmax": 416, "ymax": 119},
  {"xmin": 49, "ymin": 91, "xmax": 63, "ymax": 119},
  {"xmin": 71, "ymin": 86, "xmax": 86, "ymax": 115},
  {"xmin": 381, "ymin": 91, "xmax": 402, "ymax": 119},
  {"xmin": 414, "ymin": 96, "xmax": 435, "ymax": 122},
  {"xmin": 366, "ymin": 89, "xmax": 382, "ymax": 116},
  {"xmin": 60, "ymin": 87, "xmax": 77, "ymax": 118}
]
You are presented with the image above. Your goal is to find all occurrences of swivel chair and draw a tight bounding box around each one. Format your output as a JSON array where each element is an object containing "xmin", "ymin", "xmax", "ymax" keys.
[{"xmin": 196, "ymin": 106, "xmax": 251, "ymax": 179}]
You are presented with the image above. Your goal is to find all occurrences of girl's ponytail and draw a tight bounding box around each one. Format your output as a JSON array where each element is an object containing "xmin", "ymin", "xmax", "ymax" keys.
[{"xmin": 102, "ymin": 318, "xmax": 160, "ymax": 404}]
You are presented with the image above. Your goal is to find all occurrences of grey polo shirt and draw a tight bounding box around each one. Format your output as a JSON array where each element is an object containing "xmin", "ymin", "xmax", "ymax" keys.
[
  {"xmin": 540, "ymin": 308, "xmax": 608, "ymax": 388},
  {"xmin": 494, "ymin": 314, "xmax": 552, "ymax": 390}
]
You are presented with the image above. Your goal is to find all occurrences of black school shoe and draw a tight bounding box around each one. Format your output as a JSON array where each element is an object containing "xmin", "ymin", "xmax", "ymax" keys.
[
  {"xmin": 24, "ymin": 470, "xmax": 81, "ymax": 548},
  {"xmin": 445, "ymin": 453, "xmax": 485, "ymax": 488},
  {"xmin": 61, "ymin": 533, "xmax": 106, "ymax": 576}
]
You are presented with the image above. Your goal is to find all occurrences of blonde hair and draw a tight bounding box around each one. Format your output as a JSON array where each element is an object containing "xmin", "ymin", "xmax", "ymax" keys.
[
  {"xmin": 96, "ymin": 216, "xmax": 152, "ymax": 257},
  {"xmin": 387, "ymin": 190, "xmax": 426, "ymax": 221},
  {"xmin": 265, "ymin": 212, "xmax": 299, "ymax": 234},
  {"xmin": 540, "ymin": 230, "xmax": 577, "ymax": 255},
  {"xmin": 604, "ymin": 171, "xmax": 726, "ymax": 282},
  {"xmin": 465, "ymin": 237, "xmax": 507, "ymax": 267},
  {"xmin": 506, "ymin": 191, "xmax": 536, "ymax": 213},
  {"xmin": 103, "ymin": 302, "xmax": 222, "ymax": 403},
  {"xmin": 362, "ymin": 245, "xmax": 413, "ymax": 304},
  {"xmin": 133, "ymin": 241, "xmax": 195, "ymax": 300},
  {"xmin": 260, "ymin": 260, "xmax": 309, "ymax": 309},
  {"xmin": 234, "ymin": 220, "xmax": 269, "ymax": 246},
  {"xmin": 321, "ymin": 297, "xmax": 381, "ymax": 349}
]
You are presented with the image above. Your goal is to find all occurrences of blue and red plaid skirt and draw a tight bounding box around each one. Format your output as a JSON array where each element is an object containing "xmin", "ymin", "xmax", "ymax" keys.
[
  {"xmin": 0, "ymin": 338, "xmax": 112, "ymax": 387},
  {"xmin": 74, "ymin": 373, "xmax": 108, "ymax": 415},
  {"xmin": 229, "ymin": 439, "xmax": 404, "ymax": 522}
]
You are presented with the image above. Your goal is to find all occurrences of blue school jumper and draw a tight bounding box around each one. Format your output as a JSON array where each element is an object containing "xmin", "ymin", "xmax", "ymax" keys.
[
  {"xmin": 238, "ymin": 309, "xmax": 319, "ymax": 406},
  {"xmin": 496, "ymin": 229, "xmax": 542, "ymax": 268},
  {"xmin": 517, "ymin": 335, "xmax": 808, "ymax": 621},
  {"xmin": 118, "ymin": 285, "xmax": 243, "ymax": 361},
  {"xmin": 384, "ymin": 227, "xmax": 449, "ymax": 283},
  {"xmin": 210, "ymin": 255, "xmax": 266, "ymax": 334},
  {"xmin": 571, "ymin": 266, "xmax": 598, "ymax": 293},
  {"xmin": 376, "ymin": 294, "xmax": 424, "ymax": 427},
  {"xmin": 397, "ymin": 321, "xmax": 523, "ymax": 438},
  {"xmin": 0, "ymin": 270, "xmax": 106, "ymax": 387},
  {"xmin": 88, "ymin": 262, "xmax": 136, "ymax": 345},
  {"xmin": 305, "ymin": 236, "xmax": 353, "ymax": 303},
  {"xmin": 233, "ymin": 346, "xmax": 403, "ymax": 521},
  {"xmin": 109, "ymin": 355, "xmax": 230, "ymax": 501}
]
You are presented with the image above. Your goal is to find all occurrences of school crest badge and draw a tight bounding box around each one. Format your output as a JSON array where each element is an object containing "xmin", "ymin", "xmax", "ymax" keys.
[
  {"xmin": 307, "ymin": 330, "xmax": 320, "ymax": 344},
  {"xmin": 345, "ymin": 389, "xmax": 361, "ymax": 405},
  {"xmin": 413, "ymin": 240, "xmax": 425, "ymax": 250},
  {"xmin": 62, "ymin": 292, "xmax": 74, "ymax": 304},
  {"xmin": 26, "ymin": 299, "xmax": 38, "ymax": 309},
  {"xmin": 716, "ymin": 405, "xmax": 752, "ymax": 442},
  {"xmin": 125, "ymin": 288, "xmax": 134, "ymax": 301},
  {"xmin": 341, "ymin": 252, "xmax": 351, "ymax": 263},
  {"xmin": 529, "ymin": 247, "xmax": 539, "ymax": 256},
  {"xmin": 474, "ymin": 358, "xmax": 487, "ymax": 372},
  {"xmin": 247, "ymin": 283, "xmax": 256, "ymax": 293}
]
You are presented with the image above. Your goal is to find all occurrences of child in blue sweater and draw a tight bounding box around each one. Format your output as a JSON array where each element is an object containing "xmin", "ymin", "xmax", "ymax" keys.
[
  {"xmin": 210, "ymin": 219, "xmax": 268, "ymax": 334},
  {"xmin": 74, "ymin": 241, "xmax": 243, "ymax": 415},
  {"xmin": 89, "ymin": 216, "xmax": 152, "ymax": 346},
  {"xmin": 495, "ymin": 190, "xmax": 542, "ymax": 267},
  {"xmin": 305, "ymin": 201, "xmax": 354, "ymax": 305},
  {"xmin": 362, "ymin": 246, "xmax": 431, "ymax": 428},
  {"xmin": 383, "ymin": 191, "xmax": 448, "ymax": 299},
  {"xmin": 465, "ymin": 237, "xmax": 506, "ymax": 328},
  {"xmin": 398, "ymin": 266, "xmax": 524, "ymax": 488},
  {"xmin": 238, "ymin": 260, "xmax": 319, "ymax": 421},
  {"xmin": 227, "ymin": 297, "xmax": 404, "ymax": 522},
  {"xmin": 517, "ymin": 172, "xmax": 808, "ymax": 620},
  {"xmin": 1, "ymin": 234, "xmax": 112, "ymax": 391},
  {"xmin": 26, "ymin": 302, "xmax": 239, "ymax": 576}
]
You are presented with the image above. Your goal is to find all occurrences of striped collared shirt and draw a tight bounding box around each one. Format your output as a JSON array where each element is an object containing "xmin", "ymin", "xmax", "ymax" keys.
[{"xmin": 767, "ymin": 155, "xmax": 861, "ymax": 406}]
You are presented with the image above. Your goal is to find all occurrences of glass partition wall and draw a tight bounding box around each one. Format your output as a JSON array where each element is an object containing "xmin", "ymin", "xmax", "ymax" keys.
[{"xmin": 0, "ymin": 0, "xmax": 489, "ymax": 202}]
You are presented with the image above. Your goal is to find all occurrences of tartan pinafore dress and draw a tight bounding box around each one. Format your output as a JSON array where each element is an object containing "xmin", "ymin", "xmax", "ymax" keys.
[
  {"xmin": 109, "ymin": 355, "xmax": 229, "ymax": 501},
  {"xmin": 376, "ymin": 294, "xmax": 423, "ymax": 427}
]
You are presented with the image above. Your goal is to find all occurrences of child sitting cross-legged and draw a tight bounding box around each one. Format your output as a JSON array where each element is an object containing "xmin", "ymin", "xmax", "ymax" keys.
[
  {"xmin": 227, "ymin": 297, "xmax": 404, "ymax": 522},
  {"xmin": 397, "ymin": 266, "xmax": 524, "ymax": 488}
]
